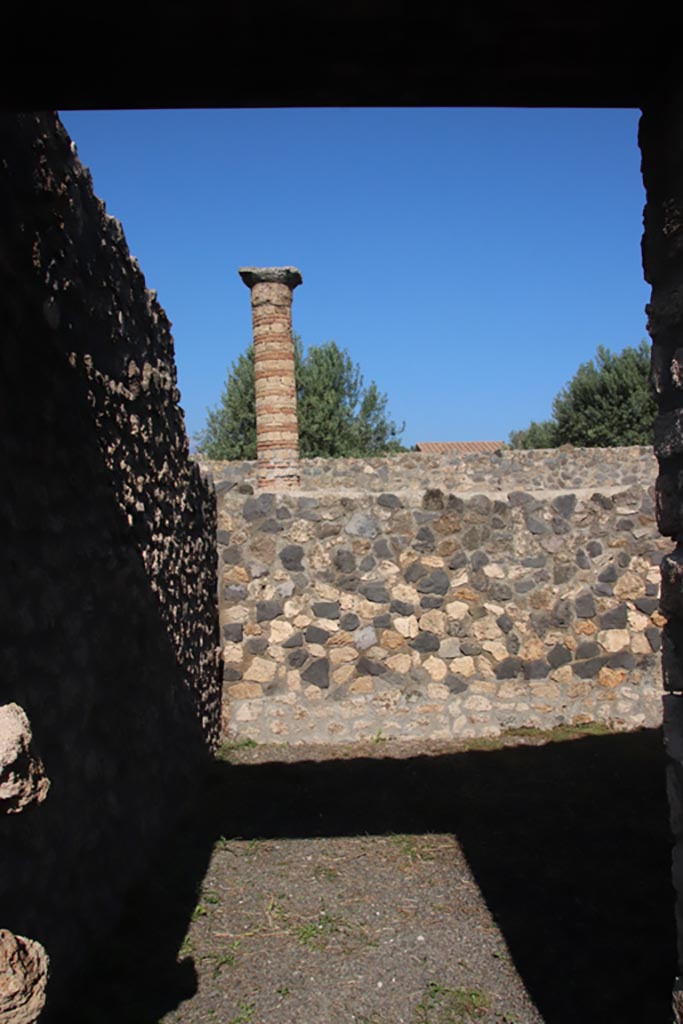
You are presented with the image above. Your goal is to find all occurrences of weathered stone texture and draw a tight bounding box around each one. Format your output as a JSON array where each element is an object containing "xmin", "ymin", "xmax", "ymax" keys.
[
  {"xmin": 0, "ymin": 112, "xmax": 220, "ymax": 1010},
  {"xmin": 211, "ymin": 448, "xmax": 665, "ymax": 745},
  {"xmin": 0, "ymin": 929, "xmax": 49, "ymax": 1024},
  {"xmin": 0, "ymin": 705, "xmax": 49, "ymax": 815}
]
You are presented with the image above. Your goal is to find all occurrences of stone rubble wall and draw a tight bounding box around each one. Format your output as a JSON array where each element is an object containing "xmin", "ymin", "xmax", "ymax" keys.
[
  {"xmin": 0, "ymin": 112, "xmax": 220, "ymax": 1012},
  {"xmin": 206, "ymin": 449, "xmax": 666, "ymax": 744}
]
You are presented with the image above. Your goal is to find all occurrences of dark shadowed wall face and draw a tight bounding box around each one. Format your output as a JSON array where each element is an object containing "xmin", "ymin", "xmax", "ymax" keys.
[{"xmin": 0, "ymin": 112, "xmax": 220, "ymax": 1010}]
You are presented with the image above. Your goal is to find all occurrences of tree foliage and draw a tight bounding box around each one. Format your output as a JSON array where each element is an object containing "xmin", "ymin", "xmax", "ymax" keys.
[
  {"xmin": 196, "ymin": 337, "xmax": 405, "ymax": 459},
  {"xmin": 509, "ymin": 341, "xmax": 656, "ymax": 449}
]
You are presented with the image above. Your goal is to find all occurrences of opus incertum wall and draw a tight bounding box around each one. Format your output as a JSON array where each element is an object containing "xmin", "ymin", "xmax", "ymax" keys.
[
  {"xmin": 202, "ymin": 447, "xmax": 667, "ymax": 744},
  {"xmin": 0, "ymin": 112, "xmax": 221, "ymax": 1015}
]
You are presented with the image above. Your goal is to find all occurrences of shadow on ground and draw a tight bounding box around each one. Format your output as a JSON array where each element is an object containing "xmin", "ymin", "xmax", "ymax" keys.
[{"xmin": 63, "ymin": 728, "xmax": 675, "ymax": 1024}]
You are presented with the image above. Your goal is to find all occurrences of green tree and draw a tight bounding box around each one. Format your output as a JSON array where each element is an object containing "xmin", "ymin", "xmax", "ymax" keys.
[
  {"xmin": 196, "ymin": 337, "xmax": 405, "ymax": 459},
  {"xmin": 508, "ymin": 340, "xmax": 656, "ymax": 449}
]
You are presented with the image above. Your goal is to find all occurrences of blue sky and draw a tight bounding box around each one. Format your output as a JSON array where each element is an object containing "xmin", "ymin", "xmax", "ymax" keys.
[{"xmin": 59, "ymin": 108, "xmax": 648, "ymax": 448}]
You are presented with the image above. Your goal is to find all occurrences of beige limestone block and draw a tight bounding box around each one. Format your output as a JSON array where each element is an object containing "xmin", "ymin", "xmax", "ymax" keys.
[
  {"xmin": 223, "ymin": 565, "xmax": 249, "ymax": 584},
  {"xmin": 472, "ymin": 617, "xmax": 503, "ymax": 641},
  {"xmin": 284, "ymin": 596, "xmax": 306, "ymax": 617},
  {"xmin": 340, "ymin": 593, "xmax": 361, "ymax": 611},
  {"xmin": 651, "ymin": 611, "xmax": 667, "ymax": 628},
  {"xmin": 0, "ymin": 929, "xmax": 49, "ymax": 1024},
  {"xmin": 631, "ymin": 633, "xmax": 652, "ymax": 655},
  {"xmin": 224, "ymin": 606, "xmax": 249, "ymax": 624},
  {"xmin": 378, "ymin": 560, "xmax": 401, "ymax": 577},
  {"xmin": 529, "ymin": 682, "xmax": 561, "ymax": 701},
  {"xmin": 483, "ymin": 602, "xmax": 505, "ymax": 616},
  {"xmin": 568, "ymin": 681, "xmax": 592, "ymax": 699},
  {"xmin": 327, "ymin": 630, "xmax": 353, "ymax": 646},
  {"xmin": 222, "ymin": 642, "xmax": 243, "ymax": 663},
  {"xmin": 483, "ymin": 563, "xmax": 505, "ymax": 579},
  {"xmin": 244, "ymin": 657, "xmax": 276, "ymax": 683},
  {"xmin": 358, "ymin": 599, "xmax": 381, "ymax": 620},
  {"xmin": 423, "ymin": 656, "xmax": 447, "ymax": 682},
  {"xmin": 287, "ymin": 671, "xmax": 302, "ymax": 691},
  {"xmin": 269, "ymin": 620, "xmax": 295, "ymax": 644},
  {"xmin": 445, "ymin": 600, "xmax": 469, "ymax": 620},
  {"xmin": 0, "ymin": 705, "xmax": 49, "ymax": 814},
  {"xmin": 550, "ymin": 665, "xmax": 574, "ymax": 685},
  {"xmin": 391, "ymin": 583, "xmax": 420, "ymax": 605},
  {"xmin": 228, "ymin": 682, "xmax": 263, "ymax": 699},
  {"xmin": 474, "ymin": 657, "xmax": 496, "ymax": 679},
  {"xmin": 599, "ymin": 667, "xmax": 627, "ymax": 689},
  {"xmin": 419, "ymin": 609, "xmax": 446, "ymax": 634},
  {"xmin": 303, "ymin": 685, "xmax": 324, "ymax": 700},
  {"xmin": 349, "ymin": 676, "xmax": 375, "ymax": 694},
  {"xmin": 395, "ymin": 615, "xmax": 419, "ymax": 638},
  {"xmin": 519, "ymin": 638, "xmax": 545, "ymax": 660},
  {"xmin": 627, "ymin": 607, "xmax": 650, "ymax": 632},
  {"xmin": 380, "ymin": 630, "xmax": 406, "ymax": 651},
  {"xmin": 426, "ymin": 682, "xmax": 449, "ymax": 699},
  {"xmin": 498, "ymin": 680, "xmax": 527, "ymax": 698},
  {"xmin": 481, "ymin": 640, "xmax": 507, "ymax": 662},
  {"xmin": 464, "ymin": 695, "xmax": 492, "ymax": 712},
  {"xmin": 289, "ymin": 522, "xmax": 315, "ymax": 543},
  {"xmin": 307, "ymin": 644, "xmax": 326, "ymax": 658},
  {"xmin": 614, "ymin": 572, "xmax": 645, "ymax": 600},
  {"xmin": 315, "ymin": 618, "xmax": 339, "ymax": 633},
  {"xmin": 244, "ymin": 622, "xmax": 263, "ymax": 636},
  {"xmin": 450, "ymin": 656, "xmax": 475, "ymax": 678},
  {"xmin": 387, "ymin": 653, "xmax": 412, "ymax": 674},
  {"xmin": 314, "ymin": 582, "xmax": 340, "ymax": 602},
  {"xmin": 422, "ymin": 555, "xmax": 446, "ymax": 569},
  {"xmin": 450, "ymin": 570, "xmax": 470, "ymax": 588},
  {"xmin": 333, "ymin": 664, "xmax": 357, "ymax": 685},
  {"xmin": 575, "ymin": 619, "xmax": 597, "ymax": 636},
  {"xmin": 598, "ymin": 629, "xmax": 630, "ymax": 653},
  {"xmin": 468, "ymin": 680, "xmax": 496, "ymax": 694},
  {"xmin": 329, "ymin": 646, "xmax": 359, "ymax": 665},
  {"xmin": 293, "ymin": 614, "xmax": 312, "ymax": 628}
]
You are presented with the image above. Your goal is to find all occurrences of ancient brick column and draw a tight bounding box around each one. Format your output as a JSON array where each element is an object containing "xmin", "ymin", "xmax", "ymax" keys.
[
  {"xmin": 238, "ymin": 266, "xmax": 302, "ymax": 488},
  {"xmin": 641, "ymin": 84, "xmax": 683, "ymax": 1021}
]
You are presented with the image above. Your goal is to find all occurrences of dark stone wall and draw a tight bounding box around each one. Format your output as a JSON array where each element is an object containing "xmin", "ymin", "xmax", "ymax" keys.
[
  {"xmin": 641, "ymin": 89, "xmax": 683, "ymax": 1017},
  {"xmin": 0, "ymin": 112, "xmax": 220, "ymax": 1010}
]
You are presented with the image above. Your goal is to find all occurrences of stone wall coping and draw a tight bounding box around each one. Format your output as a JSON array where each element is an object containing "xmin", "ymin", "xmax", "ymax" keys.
[{"xmin": 238, "ymin": 266, "xmax": 303, "ymax": 288}]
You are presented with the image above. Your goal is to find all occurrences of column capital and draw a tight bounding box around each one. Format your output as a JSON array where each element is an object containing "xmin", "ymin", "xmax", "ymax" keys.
[{"xmin": 238, "ymin": 266, "xmax": 302, "ymax": 290}]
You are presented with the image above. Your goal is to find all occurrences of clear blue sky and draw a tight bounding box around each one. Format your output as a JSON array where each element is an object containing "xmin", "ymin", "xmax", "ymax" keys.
[{"xmin": 59, "ymin": 108, "xmax": 648, "ymax": 448}]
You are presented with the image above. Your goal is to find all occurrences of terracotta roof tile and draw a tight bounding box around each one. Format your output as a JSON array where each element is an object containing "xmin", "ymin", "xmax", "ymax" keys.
[{"xmin": 415, "ymin": 441, "xmax": 505, "ymax": 454}]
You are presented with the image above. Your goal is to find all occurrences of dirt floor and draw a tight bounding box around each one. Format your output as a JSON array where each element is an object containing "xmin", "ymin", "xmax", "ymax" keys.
[{"xmin": 66, "ymin": 726, "xmax": 676, "ymax": 1024}]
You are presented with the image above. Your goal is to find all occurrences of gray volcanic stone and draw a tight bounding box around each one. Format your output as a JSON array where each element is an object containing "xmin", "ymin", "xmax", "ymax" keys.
[
  {"xmin": 575, "ymin": 591, "xmax": 596, "ymax": 618},
  {"xmin": 439, "ymin": 638, "xmax": 462, "ymax": 659},
  {"xmin": 318, "ymin": 522, "xmax": 339, "ymax": 538},
  {"xmin": 359, "ymin": 555, "xmax": 376, "ymax": 573},
  {"xmin": 217, "ymin": 530, "xmax": 232, "ymax": 545},
  {"xmin": 340, "ymin": 612, "xmax": 360, "ymax": 631},
  {"xmin": 222, "ymin": 623, "xmax": 244, "ymax": 643},
  {"xmin": 522, "ymin": 555, "xmax": 546, "ymax": 568},
  {"xmin": 390, "ymin": 600, "xmax": 414, "ymax": 617},
  {"xmin": 417, "ymin": 569, "xmax": 450, "ymax": 595},
  {"xmin": 357, "ymin": 656, "xmax": 387, "ymax": 676},
  {"xmin": 587, "ymin": 540, "xmax": 603, "ymax": 557},
  {"xmin": 445, "ymin": 674, "xmax": 468, "ymax": 694},
  {"xmin": 646, "ymin": 627, "xmax": 661, "ymax": 651},
  {"xmin": 404, "ymin": 562, "xmax": 428, "ymax": 583},
  {"xmin": 636, "ymin": 596, "xmax": 659, "ymax": 615},
  {"xmin": 490, "ymin": 582, "xmax": 513, "ymax": 602},
  {"xmin": 593, "ymin": 583, "xmax": 614, "ymax": 598},
  {"xmin": 378, "ymin": 493, "xmax": 402, "ymax": 509},
  {"xmin": 222, "ymin": 546, "xmax": 241, "ymax": 565},
  {"xmin": 355, "ymin": 626, "xmax": 378, "ymax": 650},
  {"xmin": 374, "ymin": 538, "xmax": 392, "ymax": 559},
  {"xmin": 471, "ymin": 550, "xmax": 489, "ymax": 570},
  {"xmin": 414, "ymin": 526, "xmax": 436, "ymax": 551},
  {"xmin": 617, "ymin": 552, "xmax": 631, "ymax": 568},
  {"xmin": 553, "ymin": 598, "xmax": 572, "ymax": 627},
  {"xmin": 553, "ymin": 563, "xmax": 574, "ymax": 585},
  {"xmin": 526, "ymin": 516, "xmax": 548, "ymax": 535},
  {"xmin": 282, "ymin": 632, "xmax": 304, "ymax": 648},
  {"xmin": 236, "ymin": 482, "xmax": 254, "ymax": 494},
  {"xmin": 591, "ymin": 493, "xmax": 613, "ymax": 510},
  {"xmin": 312, "ymin": 601, "xmax": 340, "ymax": 620},
  {"xmin": 460, "ymin": 639, "xmax": 482, "ymax": 656},
  {"xmin": 608, "ymin": 651, "xmax": 637, "ymax": 670},
  {"xmin": 246, "ymin": 637, "xmax": 267, "ymax": 655},
  {"xmin": 575, "ymin": 656, "xmax": 608, "ymax": 679},
  {"xmin": 334, "ymin": 548, "xmax": 356, "ymax": 573},
  {"xmin": 468, "ymin": 494, "xmax": 492, "ymax": 515},
  {"xmin": 509, "ymin": 491, "xmax": 535, "ymax": 507},
  {"xmin": 552, "ymin": 494, "xmax": 577, "ymax": 517},
  {"xmin": 420, "ymin": 596, "xmax": 444, "ymax": 609},
  {"xmin": 495, "ymin": 657, "xmax": 523, "ymax": 679},
  {"xmin": 223, "ymin": 665, "xmax": 242, "ymax": 682},
  {"xmin": 410, "ymin": 632, "xmax": 440, "ymax": 653},
  {"xmin": 346, "ymin": 512, "xmax": 380, "ymax": 538},
  {"xmin": 360, "ymin": 583, "xmax": 390, "ymax": 603},
  {"xmin": 524, "ymin": 659, "xmax": 550, "ymax": 680},
  {"xmin": 280, "ymin": 544, "xmax": 305, "ymax": 570},
  {"xmin": 305, "ymin": 625, "xmax": 330, "ymax": 645},
  {"xmin": 373, "ymin": 613, "xmax": 392, "ymax": 629},
  {"xmin": 530, "ymin": 611, "xmax": 552, "ymax": 636},
  {"xmin": 224, "ymin": 585, "xmax": 248, "ymax": 603},
  {"xmin": 448, "ymin": 552, "xmax": 468, "ymax": 570},
  {"xmin": 300, "ymin": 509, "xmax": 322, "ymax": 522},
  {"xmin": 276, "ymin": 504, "xmax": 291, "ymax": 519},
  {"xmin": 598, "ymin": 564, "xmax": 618, "ymax": 583},
  {"xmin": 576, "ymin": 549, "xmax": 591, "ymax": 569},
  {"xmin": 259, "ymin": 518, "xmax": 283, "ymax": 533},
  {"xmin": 422, "ymin": 489, "xmax": 445, "ymax": 510},
  {"xmin": 551, "ymin": 517, "xmax": 571, "ymax": 535},
  {"xmin": 256, "ymin": 599, "xmax": 283, "ymax": 622},
  {"xmin": 249, "ymin": 561, "xmax": 270, "ymax": 579},
  {"xmin": 288, "ymin": 649, "xmax": 308, "ymax": 668},
  {"xmin": 548, "ymin": 644, "xmax": 571, "ymax": 668},
  {"xmin": 243, "ymin": 493, "xmax": 275, "ymax": 520},
  {"xmin": 515, "ymin": 579, "xmax": 534, "ymax": 594},
  {"xmin": 576, "ymin": 641, "xmax": 601, "ymax": 660},
  {"xmin": 302, "ymin": 657, "xmax": 330, "ymax": 689},
  {"xmin": 497, "ymin": 614, "xmax": 514, "ymax": 634},
  {"xmin": 599, "ymin": 604, "xmax": 628, "ymax": 630}
]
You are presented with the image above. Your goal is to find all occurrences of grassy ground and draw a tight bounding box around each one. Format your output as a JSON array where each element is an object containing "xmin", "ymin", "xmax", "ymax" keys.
[{"xmin": 60, "ymin": 725, "xmax": 675, "ymax": 1024}]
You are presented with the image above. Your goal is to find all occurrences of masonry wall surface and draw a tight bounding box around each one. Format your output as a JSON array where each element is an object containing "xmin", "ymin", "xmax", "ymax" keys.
[
  {"xmin": 0, "ymin": 112, "xmax": 220, "ymax": 1011},
  {"xmin": 205, "ymin": 448, "xmax": 666, "ymax": 744}
]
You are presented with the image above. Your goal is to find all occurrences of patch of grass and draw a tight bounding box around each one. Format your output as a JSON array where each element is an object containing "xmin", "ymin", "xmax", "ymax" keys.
[
  {"xmin": 217, "ymin": 737, "xmax": 258, "ymax": 761},
  {"xmin": 178, "ymin": 934, "xmax": 194, "ymax": 958},
  {"xmin": 203, "ymin": 940, "xmax": 241, "ymax": 976},
  {"xmin": 462, "ymin": 722, "xmax": 615, "ymax": 752},
  {"xmin": 388, "ymin": 833, "xmax": 440, "ymax": 863},
  {"xmin": 414, "ymin": 982, "xmax": 490, "ymax": 1024},
  {"xmin": 313, "ymin": 863, "xmax": 339, "ymax": 882},
  {"xmin": 227, "ymin": 1001, "xmax": 255, "ymax": 1024},
  {"xmin": 276, "ymin": 984, "xmax": 290, "ymax": 998},
  {"xmin": 372, "ymin": 729, "xmax": 387, "ymax": 743},
  {"xmin": 191, "ymin": 902, "xmax": 208, "ymax": 922},
  {"xmin": 203, "ymin": 889, "xmax": 220, "ymax": 905},
  {"xmin": 297, "ymin": 909, "xmax": 342, "ymax": 948}
]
